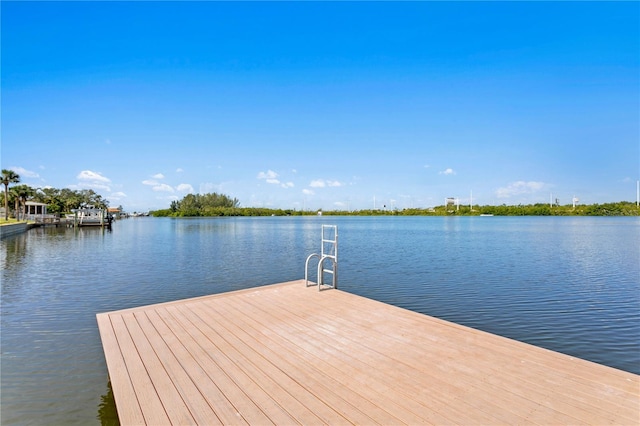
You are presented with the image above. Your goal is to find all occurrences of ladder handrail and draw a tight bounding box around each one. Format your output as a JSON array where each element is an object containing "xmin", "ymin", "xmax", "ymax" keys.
[
  {"xmin": 305, "ymin": 253, "xmax": 321, "ymax": 287},
  {"xmin": 304, "ymin": 225, "xmax": 338, "ymax": 291},
  {"xmin": 317, "ymin": 254, "xmax": 337, "ymax": 290}
]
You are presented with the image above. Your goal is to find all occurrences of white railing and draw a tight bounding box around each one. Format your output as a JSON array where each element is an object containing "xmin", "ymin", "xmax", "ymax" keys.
[{"xmin": 25, "ymin": 214, "xmax": 59, "ymax": 224}]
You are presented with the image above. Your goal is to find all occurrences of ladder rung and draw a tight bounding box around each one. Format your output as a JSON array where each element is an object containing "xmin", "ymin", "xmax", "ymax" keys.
[{"xmin": 322, "ymin": 269, "xmax": 334, "ymax": 274}]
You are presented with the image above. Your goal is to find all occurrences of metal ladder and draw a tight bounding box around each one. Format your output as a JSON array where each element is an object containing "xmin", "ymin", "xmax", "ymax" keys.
[{"xmin": 305, "ymin": 225, "xmax": 338, "ymax": 291}]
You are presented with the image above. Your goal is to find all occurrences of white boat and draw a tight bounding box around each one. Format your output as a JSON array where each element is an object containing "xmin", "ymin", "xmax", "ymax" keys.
[{"xmin": 66, "ymin": 206, "xmax": 112, "ymax": 227}]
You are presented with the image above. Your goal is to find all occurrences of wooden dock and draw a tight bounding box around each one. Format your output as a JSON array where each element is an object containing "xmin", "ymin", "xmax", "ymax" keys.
[{"xmin": 97, "ymin": 280, "xmax": 639, "ymax": 425}]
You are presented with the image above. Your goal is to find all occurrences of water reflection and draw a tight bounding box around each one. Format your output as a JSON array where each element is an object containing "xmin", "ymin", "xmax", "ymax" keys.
[
  {"xmin": 0, "ymin": 234, "xmax": 28, "ymax": 290},
  {"xmin": 97, "ymin": 381, "xmax": 119, "ymax": 426}
]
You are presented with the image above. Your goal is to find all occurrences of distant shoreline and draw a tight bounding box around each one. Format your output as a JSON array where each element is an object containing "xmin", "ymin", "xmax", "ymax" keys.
[{"xmin": 151, "ymin": 201, "xmax": 639, "ymax": 218}]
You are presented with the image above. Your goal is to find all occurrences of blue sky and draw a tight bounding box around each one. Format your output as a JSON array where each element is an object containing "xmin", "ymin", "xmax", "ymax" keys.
[{"xmin": 2, "ymin": 2, "xmax": 638, "ymax": 212}]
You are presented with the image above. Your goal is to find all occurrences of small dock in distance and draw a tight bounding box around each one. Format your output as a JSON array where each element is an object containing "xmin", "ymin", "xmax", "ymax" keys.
[{"xmin": 97, "ymin": 280, "xmax": 639, "ymax": 425}]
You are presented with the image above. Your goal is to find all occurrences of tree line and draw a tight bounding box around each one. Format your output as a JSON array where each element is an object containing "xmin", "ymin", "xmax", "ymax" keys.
[
  {"xmin": 1, "ymin": 169, "xmax": 109, "ymax": 220},
  {"xmin": 392, "ymin": 202, "xmax": 639, "ymax": 216},
  {"xmin": 153, "ymin": 192, "xmax": 639, "ymax": 217}
]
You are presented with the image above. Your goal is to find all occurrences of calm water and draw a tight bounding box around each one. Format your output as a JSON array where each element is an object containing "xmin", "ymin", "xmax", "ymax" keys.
[{"xmin": 1, "ymin": 216, "xmax": 639, "ymax": 424}]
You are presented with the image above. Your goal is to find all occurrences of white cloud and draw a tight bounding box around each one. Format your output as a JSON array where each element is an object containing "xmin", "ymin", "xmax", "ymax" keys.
[
  {"xmin": 176, "ymin": 183, "xmax": 194, "ymax": 193},
  {"xmin": 93, "ymin": 183, "xmax": 111, "ymax": 191},
  {"xmin": 424, "ymin": 164, "xmax": 431, "ymax": 169},
  {"xmin": 334, "ymin": 201, "xmax": 346, "ymax": 207},
  {"xmin": 69, "ymin": 182, "xmax": 111, "ymax": 192},
  {"xmin": 310, "ymin": 179, "xmax": 342, "ymax": 188},
  {"xmin": 496, "ymin": 181, "xmax": 546, "ymax": 198},
  {"xmin": 302, "ymin": 189, "xmax": 315, "ymax": 195},
  {"xmin": 152, "ymin": 183, "xmax": 174, "ymax": 193},
  {"xmin": 74, "ymin": 170, "xmax": 111, "ymax": 192},
  {"xmin": 10, "ymin": 166, "xmax": 40, "ymax": 178},
  {"xmin": 143, "ymin": 178, "xmax": 178, "ymax": 193},
  {"xmin": 152, "ymin": 173, "xmax": 165, "ymax": 179},
  {"xmin": 439, "ymin": 168, "xmax": 456, "ymax": 176},
  {"xmin": 108, "ymin": 192, "xmax": 127, "ymax": 203},
  {"xmin": 200, "ymin": 182, "xmax": 221, "ymax": 193},
  {"xmin": 257, "ymin": 170, "xmax": 282, "ymax": 185},
  {"xmin": 176, "ymin": 168, "xmax": 184, "ymax": 173},
  {"xmin": 281, "ymin": 182, "xmax": 294, "ymax": 188},
  {"xmin": 257, "ymin": 170, "xmax": 278, "ymax": 180},
  {"xmin": 77, "ymin": 170, "xmax": 111, "ymax": 183}
]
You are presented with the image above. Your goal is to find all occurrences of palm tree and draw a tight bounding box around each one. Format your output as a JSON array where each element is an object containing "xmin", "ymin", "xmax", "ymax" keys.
[
  {"xmin": 12, "ymin": 184, "xmax": 35, "ymax": 220},
  {"xmin": 1, "ymin": 169, "xmax": 20, "ymax": 221},
  {"xmin": 11, "ymin": 187, "xmax": 20, "ymax": 220}
]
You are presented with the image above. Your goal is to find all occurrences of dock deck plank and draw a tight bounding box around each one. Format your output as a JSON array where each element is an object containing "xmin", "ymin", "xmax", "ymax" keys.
[
  {"xmin": 96, "ymin": 314, "xmax": 147, "ymax": 426},
  {"xmin": 97, "ymin": 280, "xmax": 640, "ymax": 425}
]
